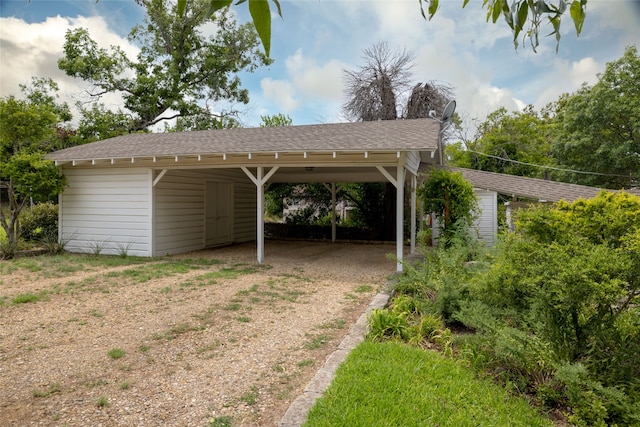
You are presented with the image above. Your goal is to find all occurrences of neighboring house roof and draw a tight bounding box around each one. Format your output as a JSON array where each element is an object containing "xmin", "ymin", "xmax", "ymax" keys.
[
  {"xmin": 446, "ymin": 167, "xmax": 635, "ymax": 202},
  {"xmin": 47, "ymin": 119, "xmax": 440, "ymax": 162}
]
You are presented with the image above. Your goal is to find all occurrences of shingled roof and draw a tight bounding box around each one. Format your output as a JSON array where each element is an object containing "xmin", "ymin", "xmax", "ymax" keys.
[
  {"xmin": 447, "ymin": 167, "xmax": 635, "ymax": 202},
  {"xmin": 48, "ymin": 118, "xmax": 440, "ymax": 162}
]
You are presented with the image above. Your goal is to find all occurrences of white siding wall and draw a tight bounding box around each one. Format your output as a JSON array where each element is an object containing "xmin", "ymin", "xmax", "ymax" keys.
[
  {"xmin": 59, "ymin": 168, "xmax": 152, "ymax": 256},
  {"xmin": 430, "ymin": 189, "xmax": 498, "ymax": 246},
  {"xmin": 473, "ymin": 189, "xmax": 498, "ymax": 246},
  {"xmin": 153, "ymin": 168, "xmax": 256, "ymax": 256}
]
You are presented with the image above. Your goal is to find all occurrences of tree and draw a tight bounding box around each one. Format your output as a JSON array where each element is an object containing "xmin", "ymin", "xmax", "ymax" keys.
[
  {"xmin": 448, "ymin": 105, "xmax": 555, "ymax": 178},
  {"xmin": 552, "ymin": 45, "xmax": 640, "ymax": 189},
  {"xmin": 260, "ymin": 113, "xmax": 292, "ymax": 127},
  {"xmin": 0, "ymin": 80, "xmax": 68, "ymax": 250},
  {"xmin": 342, "ymin": 41, "xmax": 455, "ymax": 240},
  {"xmin": 58, "ymin": 0, "xmax": 271, "ymax": 134}
]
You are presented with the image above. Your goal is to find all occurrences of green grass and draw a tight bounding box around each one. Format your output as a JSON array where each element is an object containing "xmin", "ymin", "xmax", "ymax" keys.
[
  {"xmin": 108, "ymin": 348, "xmax": 126, "ymax": 359},
  {"xmin": 304, "ymin": 340, "xmax": 554, "ymax": 427},
  {"xmin": 12, "ymin": 291, "xmax": 48, "ymax": 304}
]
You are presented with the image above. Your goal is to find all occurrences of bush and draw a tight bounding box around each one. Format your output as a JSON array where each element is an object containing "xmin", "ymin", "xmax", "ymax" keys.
[
  {"xmin": 386, "ymin": 191, "xmax": 640, "ymax": 426},
  {"xmin": 20, "ymin": 202, "xmax": 58, "ymax": 242}
]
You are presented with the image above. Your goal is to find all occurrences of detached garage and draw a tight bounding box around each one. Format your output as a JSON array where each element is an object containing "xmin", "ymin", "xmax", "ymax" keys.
[{"xmin": 48, "ymin": 119, "xmax": 442, "ymax": 270}]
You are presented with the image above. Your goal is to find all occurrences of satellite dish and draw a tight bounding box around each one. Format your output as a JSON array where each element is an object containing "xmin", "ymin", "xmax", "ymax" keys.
[{"xmin": 441, "ymin": 100, "xmax": 456, "ymax": 123}]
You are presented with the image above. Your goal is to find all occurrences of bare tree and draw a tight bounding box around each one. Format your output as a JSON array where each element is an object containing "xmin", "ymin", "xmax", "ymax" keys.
[
  {"xmin": 342, "ymin": 41, "xmax": 415, "ymax": 121},
  {"xmin": 404, "ymin": 81, "xmax": 455, "ymax": 119}
]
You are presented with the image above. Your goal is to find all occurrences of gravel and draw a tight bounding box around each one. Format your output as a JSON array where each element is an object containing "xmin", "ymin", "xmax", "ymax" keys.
[{"xmin": 0, "ymin": 240, "xmax": 396, "ymax": 426}]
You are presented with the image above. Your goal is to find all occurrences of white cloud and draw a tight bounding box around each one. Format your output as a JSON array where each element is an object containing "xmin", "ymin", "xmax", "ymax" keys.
[
  {"xmin": 260, "ymin": 49, "xmax": 345, "ymax": 115},
  {"xmin": 260, "ymin": 78, "xmax": 299, "ymax": 112},
  {"xmin": 0, "ymin": 15, "xmax": 139, "ymax": 122}
]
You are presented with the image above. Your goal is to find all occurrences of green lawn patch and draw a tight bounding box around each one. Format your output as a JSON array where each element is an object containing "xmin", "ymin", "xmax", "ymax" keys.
[{"xmin": 304, "ymin": 340, "xmax": 553, "ymax": 427}]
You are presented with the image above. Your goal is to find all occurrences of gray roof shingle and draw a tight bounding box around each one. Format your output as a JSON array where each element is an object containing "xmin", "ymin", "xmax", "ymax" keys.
[
  {"xmin": 448, "ymin": 167, "xmax": 635, "ymax": 202},
  {"xmin": 48, "ymin": 118, "xmax": 440, "ymax": 161}
]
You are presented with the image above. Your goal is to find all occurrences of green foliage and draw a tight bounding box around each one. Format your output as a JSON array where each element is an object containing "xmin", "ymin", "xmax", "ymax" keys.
[
  {"xmin": 1, "ymin": 80, "xmax": 69, "ymax": 246},
  {"xmin": 418, "ymin": 169, "xmax": 478, "ymax": 241},
  {"xmin": 387, "ymin": 190, "xmax": 640, "ymax": 425},
  {"xmin": 452, "ymin": 106, "xmax": 555, "ymax": 178},
  {"xmin": 259, "ymin": 113, "xmax": 292, "ymax": 127},
  {"xmin": 59, "ymin": 0, "xmax": 272, "ymax": 133},
  {"xmin": 108, "ymin": 348, "xmax": 126, "ymax": 360},
  {"xmin": 419, "ymin": 0, "xmax": 586, "ymax": 52},
  {"xmin": 552, "ymin": 45, "xmax": 639, "ymax": 188},
  {"xmin": 20, "ymin": 202, "xmax": 58, "ymax": 242}
]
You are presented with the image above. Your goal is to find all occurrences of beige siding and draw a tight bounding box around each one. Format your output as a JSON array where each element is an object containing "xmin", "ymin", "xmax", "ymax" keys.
[
  {"xmin": 59, "ymin": 168, "xmax": 151, "ymax": 256},
  {"xmin": 153, "ymin": 168, "xmax": 256, "ymax": 256}
]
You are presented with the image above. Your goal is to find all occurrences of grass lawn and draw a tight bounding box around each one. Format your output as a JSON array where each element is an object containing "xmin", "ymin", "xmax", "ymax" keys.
[{"xmin": 304, "ymin": 340, "xmax": 554, "ymax": 427}]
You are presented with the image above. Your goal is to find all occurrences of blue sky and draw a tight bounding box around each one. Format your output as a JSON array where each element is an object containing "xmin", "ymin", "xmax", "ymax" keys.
[{"xmin": 1, "ymin": 0, "xmax": 639, "ymax": 129}]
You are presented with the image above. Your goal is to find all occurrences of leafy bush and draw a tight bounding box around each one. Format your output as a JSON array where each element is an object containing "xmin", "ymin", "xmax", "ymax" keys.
[
  {"xmin": 20, "ymin": 202, "xmax": 58, "ymax": 242},
  {"xmin": 418, "ymin": 169, "xmax": 478, "ymax": 242},
  {"xmin": 385, "ymin": 191, "xmax": 640, "ymax": 426}
]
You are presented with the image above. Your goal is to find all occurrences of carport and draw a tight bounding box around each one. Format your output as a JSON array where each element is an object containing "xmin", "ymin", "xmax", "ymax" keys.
[{"xmin": 48, "ymin": 119, "xmax": 442, "ymax": 271}]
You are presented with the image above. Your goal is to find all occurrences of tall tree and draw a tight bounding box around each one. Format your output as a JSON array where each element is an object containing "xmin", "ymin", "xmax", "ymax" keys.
[
  {"xmin": 0, "ymin": 79, "xmax": 68, "ymax": 249},
  {"xmin": 449, "ymin": 105, "xmax": 555, "ymax": 178},
  {"xmin": 552, "ymin": 45, "xmax": 640, "ymax": 189},
  {"xmin": 58, "ymin": 0, "xmax": 271, "ymax": 134},
  {"xmin": 342, "ymin": 41, "xmax": 414, "ymax": 122}
]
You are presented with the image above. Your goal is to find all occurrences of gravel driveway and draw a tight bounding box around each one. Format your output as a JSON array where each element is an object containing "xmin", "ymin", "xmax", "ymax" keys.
[{"xmin": 0, "ymin": 240, "xmax": 396, "ymax": 426}]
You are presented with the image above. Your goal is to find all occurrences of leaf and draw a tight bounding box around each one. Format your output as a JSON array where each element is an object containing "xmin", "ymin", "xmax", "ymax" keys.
[
  {"xmin": 569, "ymin": 0, "xmax": 585, "ymax": 35},
  {"xmin": 271, "ymin": 0, "xmax": 283, "ymax": 18},
  {"xmin": 491, "ymin": 0, "xmax": 503, "ymax": 23},
  {"xmin": 428, "ymin": 0, "xmax": 439, "ymax": 20},
  {"xmin": 516, "ymin": 0, "xmax": 529, "ymax": 31},
  {"xmin": 177, "ymin": 0, "xmax": 186, "ymax": 17},
  {"xmin": 249, "ymin": 0, "xmax": 272, "ymax": 57},
  {"xmin": 205, "ymin": 0, "xmax": 233, "ymax": 19}
]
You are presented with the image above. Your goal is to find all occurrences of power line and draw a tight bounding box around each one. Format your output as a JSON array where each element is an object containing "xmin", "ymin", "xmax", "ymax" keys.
[{"xmin": 465, "ymin": 149, "xmax": 638, "ymax": 179}]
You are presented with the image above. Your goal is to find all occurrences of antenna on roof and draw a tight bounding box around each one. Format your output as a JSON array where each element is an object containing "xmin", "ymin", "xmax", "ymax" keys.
[{"xmin": 441, "ymin": 100, "xmax": 456, "ymax": 123}]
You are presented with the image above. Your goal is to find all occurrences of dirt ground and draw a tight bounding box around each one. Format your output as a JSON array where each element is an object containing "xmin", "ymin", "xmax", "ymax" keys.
[{"xmin": 0, "ymin": 240, "xmax": 397, "ymax": 427}]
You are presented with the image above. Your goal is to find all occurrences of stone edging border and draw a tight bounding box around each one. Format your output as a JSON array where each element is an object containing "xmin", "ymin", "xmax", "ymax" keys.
[{"xmin": 278, "ymin": 291, "xmax": 391, "ymax": 427}]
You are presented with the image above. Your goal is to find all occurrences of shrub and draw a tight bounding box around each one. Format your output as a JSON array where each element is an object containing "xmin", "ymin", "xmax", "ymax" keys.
[
  {"xmin": 418, "ymin": 169, "xmax": 478, "ymax": 242},
  {"xmin": 20, "ymin": 202, "xmax": 58, "ymax": 243}
]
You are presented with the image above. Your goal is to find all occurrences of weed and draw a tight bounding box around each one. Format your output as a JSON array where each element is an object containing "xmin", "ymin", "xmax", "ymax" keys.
[
  {"xmin": 240, "ymin": 387, "xmax": 258, "ymax": 406},
  {"xmin": 208, "ymin": 416, "xmax": 233, "ymax": 427},
  {"xmin": 114, "ymin": 240, "xmax": 136, "ymax": 258},
  {"xmin": 120, "ymin": 381, "xmax": 130, "ymax": 390},
  {"xmin": 318, "ymin": 319, "xmax": 346, "ymax": 330},
  {"xmin": 139, "ymin": 345, "xmax": 150, "ymax": 353},
  {"xmin": 236, "ymin": 316, "xmax": 252, "ymax": 323},
  {"xmin": 159, "ymin": 286, "xmax": 172, "ymax": 293},
  {"xmin": 297, "ymin": 359, "xmax": 315, "ymax": 368},
  {"xmin": 153, "ymin": 323, "xmax": 202, "ymax": 340},
  {"xmin": 96, "ymin": 396, "xmax": 109, "ymax": 408},
  {"xmin": 90, "ymin": 309, "xmax": 103, "ymax": 318},
  {"xmin": 304, "ymin": 334, "xmax": 332, "ymax": 350},
  {"xmin": 13, "ymin": 292, "xmax": 47, "ymax": 304},
  {"xmin": 354, "ymin": 284, "xmax": 373, "ymax": 293},
  {"xmin": 224, "ymin": 303, "xmax": 241, "ymax": 311},
  {"xmin": 108, "ymin": 348, "xmax": 126, "ymax": 360},
  {"xmin": 85, "ymin": 379, "xmax": 109, "ymax": 388},
  {"xmin": 88, "ymin": 239, "xmax": 110, "ymax": 256},
  {"xmin": 33, "ymin": 383, "xmax": 61, "ymax": 398}
]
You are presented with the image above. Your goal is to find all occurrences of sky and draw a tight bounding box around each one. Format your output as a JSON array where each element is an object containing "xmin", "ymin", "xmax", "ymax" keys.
[{"xmin": 1, "ymin": 0, "xmax": 639, "ymax": 130}]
